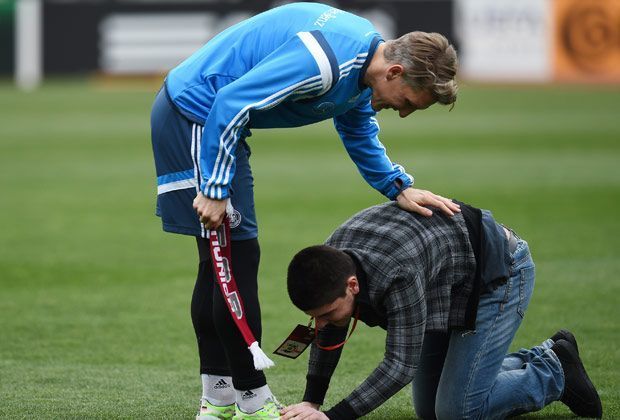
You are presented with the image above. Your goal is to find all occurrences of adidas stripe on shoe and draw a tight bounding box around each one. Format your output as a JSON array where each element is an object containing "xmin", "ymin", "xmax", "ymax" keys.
[
  {"xmin": 197, "ymin": 397, "xmax": 236, "ymax": 420},
  {"xmin": 233, "ymin": 396, "xmax": 283, "ymax": 419}
]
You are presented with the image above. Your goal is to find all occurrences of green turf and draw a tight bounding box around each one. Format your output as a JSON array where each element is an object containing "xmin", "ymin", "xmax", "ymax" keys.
[{"xmin": 0, "ymin": 80, "xmax": 618, "ymax": 418}]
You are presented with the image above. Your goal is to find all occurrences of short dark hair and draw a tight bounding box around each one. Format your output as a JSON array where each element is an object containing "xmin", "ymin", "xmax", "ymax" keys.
[{"xmin": 287, "ymin": 245, "xmax": 356, "ymax": 311}]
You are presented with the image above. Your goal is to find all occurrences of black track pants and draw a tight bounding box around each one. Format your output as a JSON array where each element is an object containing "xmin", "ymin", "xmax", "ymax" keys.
[{"xmin": 191, "ymin": 237, "xmax": 266, "ymax": 390}]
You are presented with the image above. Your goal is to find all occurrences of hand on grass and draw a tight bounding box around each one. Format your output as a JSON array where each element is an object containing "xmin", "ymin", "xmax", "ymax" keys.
[
  {"xmin": 396, "ymin": 187, "xmax": 460, "ymax": 217},
  {"xmin": 192, "ymin": 192, "xmax": 227, "ymax": 229},
  {"xmin": 281, "ymin": 402, "xmax": 327, "ymax": 419}
]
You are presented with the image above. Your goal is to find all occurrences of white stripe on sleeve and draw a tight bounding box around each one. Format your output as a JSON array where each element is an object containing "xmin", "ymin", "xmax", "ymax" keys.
[
  {"xmin": 206, "ymin": 75, "xmax": 322, "ymax": 198},
  {"xmin": 297, "ymin": 31, "xmax": 332, "ymax": 95}
]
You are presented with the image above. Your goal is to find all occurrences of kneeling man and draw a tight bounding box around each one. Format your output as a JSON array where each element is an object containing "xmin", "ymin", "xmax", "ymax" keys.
[{"xmin": 282, "ymin": 201, "xmax": 602, "ymax": 419}]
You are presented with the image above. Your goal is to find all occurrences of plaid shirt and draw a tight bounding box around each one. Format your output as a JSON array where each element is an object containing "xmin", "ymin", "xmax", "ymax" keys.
[{"xmin": 304, "ymin": 202, "xmax": 477, "ymax": 419}]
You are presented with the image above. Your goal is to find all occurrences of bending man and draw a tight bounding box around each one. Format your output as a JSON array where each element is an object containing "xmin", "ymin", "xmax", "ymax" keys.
[{"xmin": 284, "ymin": 201, "xmax": 602, "ymax": 419}]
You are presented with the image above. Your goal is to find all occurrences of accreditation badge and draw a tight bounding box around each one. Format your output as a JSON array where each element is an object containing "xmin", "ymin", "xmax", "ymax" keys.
[{"xmin": 273, "ymin": 324, "xmax": 315, "ymax": 359}]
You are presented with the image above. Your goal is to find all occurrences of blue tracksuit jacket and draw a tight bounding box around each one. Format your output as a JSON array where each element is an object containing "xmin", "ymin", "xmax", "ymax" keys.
[{"xmin": 165, "ymin": 2, "xmax": 413, "ymax": 201}]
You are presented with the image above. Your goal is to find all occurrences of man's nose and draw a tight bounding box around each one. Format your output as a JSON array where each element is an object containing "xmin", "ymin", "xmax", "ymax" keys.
[
  {"xmin": 315, "ymin": 318, "xmax": 329, "ymax": 329},
  {"xmin": 399, "ymin": 108, "xmax": 415, "ymax": 118}
]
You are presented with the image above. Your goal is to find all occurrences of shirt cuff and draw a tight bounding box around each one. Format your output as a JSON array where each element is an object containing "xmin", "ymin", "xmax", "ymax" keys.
[
  {"xmin": 324, "ymin": 399, "xmax": 357, "ymax": 419},
  {"xmin": 200, "ymin": 182, "xmax": 230, "ymax": 200},
  {"xmin": 384, "ymin": 173, "xmax": 414, "ymax": 200},
  {"xmin": 303, "ymin": 375, "xmax": 331, "ymax": 405}
]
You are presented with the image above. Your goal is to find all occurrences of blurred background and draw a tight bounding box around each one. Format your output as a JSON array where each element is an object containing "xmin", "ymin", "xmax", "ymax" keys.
[
  {"xmin": 1, "ymin": 0, "xmax": 619, "ymax": 418},
  {"xmin": 4, "ymin": 0, "xmax": 620, "ymax": 88}
]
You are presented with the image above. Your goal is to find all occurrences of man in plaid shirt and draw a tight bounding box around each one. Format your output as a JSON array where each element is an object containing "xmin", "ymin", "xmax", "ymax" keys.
[{"xmin": 282, "ymin": 201, "xmax": 602, "ymax": 419}]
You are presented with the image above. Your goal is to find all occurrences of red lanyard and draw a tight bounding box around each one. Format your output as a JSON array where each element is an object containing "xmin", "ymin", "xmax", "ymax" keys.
[{"xmin": 312, "ymin": 307, "xmax": 360, "ymax": 351}]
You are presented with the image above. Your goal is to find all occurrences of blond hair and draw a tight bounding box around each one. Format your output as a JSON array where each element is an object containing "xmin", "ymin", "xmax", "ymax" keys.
[{"xmin": 383, "ymin": 32, "xmax": 458, "ymax": 106}]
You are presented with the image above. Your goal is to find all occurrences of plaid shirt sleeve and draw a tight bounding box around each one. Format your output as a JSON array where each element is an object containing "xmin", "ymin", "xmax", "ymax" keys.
[
  {"xmin": 303, "ymin": 324, "xmax": 349, "ymax": 405},
  {"xmin": 305, "ymin": 268, "xmax": 427, "ymax": 419}
]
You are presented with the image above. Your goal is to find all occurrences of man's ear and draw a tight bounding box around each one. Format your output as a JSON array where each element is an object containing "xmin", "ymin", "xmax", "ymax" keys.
[
  {"xmin": 386, "ymin": 64, "xmax": 404, "ymax": 80},
  {"xmin": 347, "ymin": 276, "xmax": 359, "ymax": 295}
]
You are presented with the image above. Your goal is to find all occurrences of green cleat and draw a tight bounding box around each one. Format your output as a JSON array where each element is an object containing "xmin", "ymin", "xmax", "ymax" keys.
[
  {"xmin": 232, "ymin": 397, "xmax": 283, "ymax": 419},
  {"xmin": 196, "ymin": 398, "xmax": 236, "ymax": 420}
]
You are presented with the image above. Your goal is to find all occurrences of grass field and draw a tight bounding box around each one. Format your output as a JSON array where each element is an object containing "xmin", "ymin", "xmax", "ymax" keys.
[{"xmin": 0, "ymin": 79, "xmax": 619, "ymax": 419}]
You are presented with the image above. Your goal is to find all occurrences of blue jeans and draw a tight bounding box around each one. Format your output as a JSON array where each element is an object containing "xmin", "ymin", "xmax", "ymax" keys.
[{"xmin": 412, "ymin": 238, "xmax": 564, "ymax": 419}]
